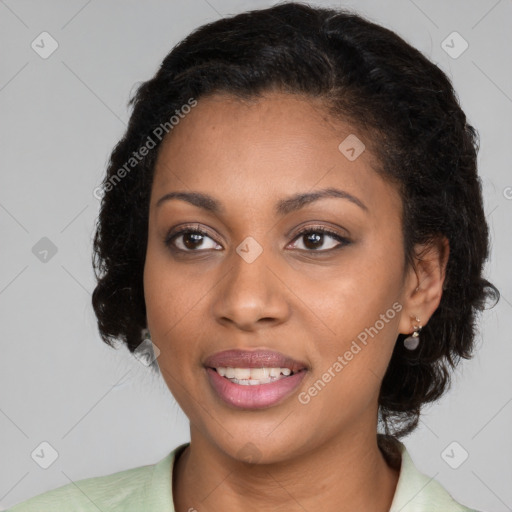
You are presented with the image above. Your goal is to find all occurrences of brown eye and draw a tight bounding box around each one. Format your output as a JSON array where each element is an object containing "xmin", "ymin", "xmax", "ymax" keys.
[
  {"xmin": 289, "ymin": 227, "xmax": 351, "ymax": 252},
  {"xmin": 165, "ymin": 227, "xmax": 222, "ymax": 252}
]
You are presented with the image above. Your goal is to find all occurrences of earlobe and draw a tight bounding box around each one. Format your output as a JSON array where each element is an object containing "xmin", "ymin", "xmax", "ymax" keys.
[{"xmin": 399, "ymin": 236, "xmax": 450, "ymax": 335}]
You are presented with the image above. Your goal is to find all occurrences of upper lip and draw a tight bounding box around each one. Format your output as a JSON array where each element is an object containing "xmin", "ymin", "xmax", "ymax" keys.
[{"xmin": 204, "ymin": 349, "xmax": 308, "ymax": 373}]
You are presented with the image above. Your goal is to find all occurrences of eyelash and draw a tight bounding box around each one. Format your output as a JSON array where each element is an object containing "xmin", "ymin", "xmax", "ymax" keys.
[{"xmin": 164, "ymin": 224, "xmax": 351, "ymax": 254}]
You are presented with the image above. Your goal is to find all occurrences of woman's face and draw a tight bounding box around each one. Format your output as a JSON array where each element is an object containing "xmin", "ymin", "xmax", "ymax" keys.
[{"xmin": 144, "ymin": 91, "xmax": 418, "ymax": 462}]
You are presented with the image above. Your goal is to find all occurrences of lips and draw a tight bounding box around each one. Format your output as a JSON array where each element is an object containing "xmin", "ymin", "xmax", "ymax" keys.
[
  {"xmin": 206, "ymin": 367, "xmax": 307, "ymax": 409},
  {"xmin": 203, "ymin": 349, "xmax": 309, "ymax": 409},
  {"xmin": 204, "ymin": 349, "xmax": 308, "ymax": 374}
]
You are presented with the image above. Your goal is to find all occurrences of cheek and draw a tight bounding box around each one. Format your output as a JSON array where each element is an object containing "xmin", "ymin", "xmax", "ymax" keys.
[
  {"xmin": 299, "ymin": 290, "xmax": 402, "ymax": 419},
  {"xmin": 143, "ymin": 247, "xmax": 197, "ymax": 359},
  {"xmin": 302, "ymin": 238, "xmax": 404, "ymax": 371},
  {"xmin": 143, "ymin": 253, "xmax": 206, "ymax": 413},
  {"xmin": 143, "ymin": 236, "xmax": 207, "ymax": 323}
]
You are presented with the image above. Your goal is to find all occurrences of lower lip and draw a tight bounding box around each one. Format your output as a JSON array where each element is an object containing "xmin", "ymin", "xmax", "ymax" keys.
[{"xmin": 206, "ymin": 367, "xmax": 307, "ymax": 409}]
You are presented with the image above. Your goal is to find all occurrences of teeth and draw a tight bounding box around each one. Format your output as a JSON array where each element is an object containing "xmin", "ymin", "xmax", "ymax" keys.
[
  {"xmin": 232, "ymin": 377, "xmax": 273, "ymax": 385},
  {"xmin": 249, "ymin": 368, "xmax": 269, "ymax": 380},
  {"xmin": 233, "ymin": 368, "xmax": 251, "ymax": 380},
  {"xmin": 214, "ymin": 367, "xmax": 297, "ymax": 385}
]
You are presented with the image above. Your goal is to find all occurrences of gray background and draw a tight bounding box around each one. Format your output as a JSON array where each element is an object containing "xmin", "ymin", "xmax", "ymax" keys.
[{"xmin": 0, "ymin": 0, "xmax": 511, "ymax": 510}]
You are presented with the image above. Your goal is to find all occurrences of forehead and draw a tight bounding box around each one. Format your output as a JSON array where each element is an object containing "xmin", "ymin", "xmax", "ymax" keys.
[{"xmin": 152, "ymin": 92, "xmax": 401, "ymax": 221}]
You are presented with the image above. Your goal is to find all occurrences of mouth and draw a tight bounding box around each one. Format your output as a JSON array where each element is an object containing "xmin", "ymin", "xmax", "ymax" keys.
[{"xmin": 203, "ymin": 349, "xmax": 309, "ymax": 409}]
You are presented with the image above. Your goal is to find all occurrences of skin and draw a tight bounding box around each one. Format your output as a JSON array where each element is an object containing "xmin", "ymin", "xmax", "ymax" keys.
[{"xmin": 143, "ymin": 91, "xmax": 449, "ymax": 512}]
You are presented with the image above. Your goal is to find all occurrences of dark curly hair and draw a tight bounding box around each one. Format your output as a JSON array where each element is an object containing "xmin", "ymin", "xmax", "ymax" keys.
[{"xmin": 91, "ymin": 1, "xmax": 499, "ymax": 438}]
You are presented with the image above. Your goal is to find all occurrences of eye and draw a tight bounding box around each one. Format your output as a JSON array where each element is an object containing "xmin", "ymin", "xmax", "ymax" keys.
[
  {"xmin": 165, "ymin": 224, "xmax": 351, "ymax": 254},
  {"xmin": 288, "ymin": 226, "xmax": 351, "ymax": 252},
  {"xmin": 165, "ymin": 225, "xmax": 222, "ymax": 252}
]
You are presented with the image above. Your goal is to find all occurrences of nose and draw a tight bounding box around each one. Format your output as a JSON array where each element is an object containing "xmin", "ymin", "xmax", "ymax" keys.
[{"xmin": 212, "ymin": 246, "xmax": 291, "ymax": 331}]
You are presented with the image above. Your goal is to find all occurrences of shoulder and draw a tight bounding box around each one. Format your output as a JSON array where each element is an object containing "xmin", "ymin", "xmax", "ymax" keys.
[
  {"xmin": 5, "ymin": 445, "xmax": 185, "ymax": 512},
  {"xmin": 6, "ymin": 464, "xmax": 155, "ymax": 512},
  {"xmin": 379, "ymin": 435, "xmax": 483, "ymax": 512}
]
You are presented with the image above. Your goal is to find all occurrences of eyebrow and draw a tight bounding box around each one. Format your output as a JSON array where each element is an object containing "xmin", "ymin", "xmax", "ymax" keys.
[{"xmin": 155, "ymin": 187, "xmax": 368, "ymax": 215}]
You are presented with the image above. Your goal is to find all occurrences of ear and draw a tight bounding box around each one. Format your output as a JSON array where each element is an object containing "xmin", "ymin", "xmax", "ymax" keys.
[{"xmin": 398, "ymin": 235, "xmax": 450, "ymax": 335}]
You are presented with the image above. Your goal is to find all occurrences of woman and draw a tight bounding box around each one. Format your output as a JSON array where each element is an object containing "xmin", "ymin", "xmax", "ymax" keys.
[{"xmin": 8, "ymin": 2, "xmax": 498, "ymax": 511}]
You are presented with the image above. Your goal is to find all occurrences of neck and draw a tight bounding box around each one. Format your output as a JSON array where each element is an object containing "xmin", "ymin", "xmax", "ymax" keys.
[{"xmin": 172, "ymin": 427, "xmax": 400, "ymax": 512}]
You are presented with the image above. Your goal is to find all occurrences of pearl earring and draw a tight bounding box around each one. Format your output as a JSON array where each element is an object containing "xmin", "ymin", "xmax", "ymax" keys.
[{"xmin": 404, "ymin": 317, "xmax": 422, "ymax": 350}]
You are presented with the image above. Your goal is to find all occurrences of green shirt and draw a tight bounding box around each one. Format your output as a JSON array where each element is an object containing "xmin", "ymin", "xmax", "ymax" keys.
[{"xmin": 6, "ymin": 440, "xmax": 481, "ymax": 511}]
